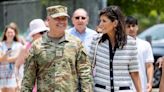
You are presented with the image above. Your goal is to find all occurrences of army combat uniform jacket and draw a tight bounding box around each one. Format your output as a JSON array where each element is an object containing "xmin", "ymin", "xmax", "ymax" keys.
[{"xmin": 21, "ymin": 32, "xmax": 93, "ymax": 92}]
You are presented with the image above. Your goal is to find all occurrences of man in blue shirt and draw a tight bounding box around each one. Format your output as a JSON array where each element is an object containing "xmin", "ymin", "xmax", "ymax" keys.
[{"xmin": 68, "ymin": 8, "xmax": 97, "ymax": 52}]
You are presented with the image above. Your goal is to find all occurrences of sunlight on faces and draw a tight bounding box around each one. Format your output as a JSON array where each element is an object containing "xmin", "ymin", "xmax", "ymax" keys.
[
  {"xmin": 73, "ymin": 15, "xmax": 88, "ymax": 27},
  {"xmin": 125, "ymin": 24, "xmax": 138, "ymax": 37},
  {"xmin": 73, "ymin": 15, "xmax": 88, "ymax": 26},
  {"xmin": 72, "ymin": 9, "xmax": 88, "ymax": 32},
  {"xmin": 49, "ymin": 16, "xmax": 68, "ymax": 31},
  {"xmin": 5, "ymin": 28, "xmax": 16, "ymax": 40},
  {"xmin": 99, "ymin": 15, "xmax": 116, "ymax": 34},
  {"xmin": 54, "ymin": 16, "xmax": 68, "ymax": 31}
]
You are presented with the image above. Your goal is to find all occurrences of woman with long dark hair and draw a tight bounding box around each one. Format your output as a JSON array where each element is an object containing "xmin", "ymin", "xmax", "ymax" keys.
[{"xmin": 89, "ymin": 5, "xmax": 141, "ymax": 92}]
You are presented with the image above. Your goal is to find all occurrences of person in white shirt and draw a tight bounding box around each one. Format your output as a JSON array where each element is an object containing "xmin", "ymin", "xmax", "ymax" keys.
[{"xmin": 125, "ymin": 16, "xmax": 154, "ymax": 92}]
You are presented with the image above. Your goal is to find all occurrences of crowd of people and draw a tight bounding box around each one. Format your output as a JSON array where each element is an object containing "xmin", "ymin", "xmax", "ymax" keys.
[{"xmin": 0, "ymin": 4, "xmax": 163, "ymax": 92}]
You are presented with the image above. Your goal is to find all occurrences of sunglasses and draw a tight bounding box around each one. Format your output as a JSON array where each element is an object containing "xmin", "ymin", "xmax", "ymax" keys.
[{"xmin": 75, "ymin": 16, "xmax": 86, "ymax": 20}]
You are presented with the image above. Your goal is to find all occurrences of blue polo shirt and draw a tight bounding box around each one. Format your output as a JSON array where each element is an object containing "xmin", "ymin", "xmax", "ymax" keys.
[{"xmin": 67, "ymin": 27, "xmax": 97, "ymax": 52}]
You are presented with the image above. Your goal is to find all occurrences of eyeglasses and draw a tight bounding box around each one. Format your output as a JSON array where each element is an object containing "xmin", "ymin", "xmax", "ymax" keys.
[{"xmin": 75, "ymin": 16, "xmax": 86, "ymax": 20}]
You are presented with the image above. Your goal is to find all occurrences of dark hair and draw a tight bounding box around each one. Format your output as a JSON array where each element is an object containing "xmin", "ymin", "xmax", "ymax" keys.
[
  {"xmin": 125, "ymin": 16, "xmax": 138, "ymax": 25},
  {"xmin": 99, "ymin": 5, "xmax": 127, "ymax": 48},
  {"xmin": 1, "ymin": 25, "xmax": 19, "ymax": 42}
]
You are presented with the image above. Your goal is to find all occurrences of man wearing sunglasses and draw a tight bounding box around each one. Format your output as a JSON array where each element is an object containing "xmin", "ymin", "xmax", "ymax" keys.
[{"xmin": 68, "ymin": 8, "xmax": 97, "ymax": 53}]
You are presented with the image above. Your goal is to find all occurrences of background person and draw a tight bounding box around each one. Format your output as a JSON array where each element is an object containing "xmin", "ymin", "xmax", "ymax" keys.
[
  {"xmin": 0, "ymin": 25, "xmax": 23, "ymax": 92},
  {"xmin": 68, "ymin": 8, "xmax": 97, "ymax": 52},
  {"xmin": 89, "ymin": 5, "xmax": 141, "ymax": 92},
  {"xmin": 15, "ymin": 19, "xmax": 49, "ymax": 92},
  {"xmin": 9, "ymin": 22, "xmax": 26, "ymax": 45},
  {"xmin": 125, "ymin": 16, "xmax": 154, "ymax": 92},
  {"xmin": 15, "ymin": 19, "xmax": 49, "ymax": 74},
  {"xmin": 21, "ymin": 5, "xmax": 93, "ymax": 92}
]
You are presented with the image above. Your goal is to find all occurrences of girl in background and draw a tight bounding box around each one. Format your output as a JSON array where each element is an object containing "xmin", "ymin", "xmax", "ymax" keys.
[{"xmin": 0, "ymin": 25, "xmax": 23, "ymax": 92}]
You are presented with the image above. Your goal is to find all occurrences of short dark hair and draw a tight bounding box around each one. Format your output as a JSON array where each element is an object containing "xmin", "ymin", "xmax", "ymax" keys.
[{"xmin": 125, "ymin": 16, "xmax": 138, "ymax": 25}]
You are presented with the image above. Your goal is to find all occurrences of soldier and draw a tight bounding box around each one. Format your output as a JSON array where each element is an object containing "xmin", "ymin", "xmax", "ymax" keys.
[{"xmin": 21, "ymin": 5, "xmax": 93, "ymax": 92}]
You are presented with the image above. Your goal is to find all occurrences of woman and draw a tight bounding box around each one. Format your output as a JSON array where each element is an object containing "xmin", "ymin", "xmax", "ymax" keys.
[
  {"xmin": 0, "ymin": 25, "xmax": 23, "ymax": 92},
  {"xmin": 89, "ymin": 5, "xmax": 141, "ymax": 92},
  {"xmin": 15, "ymin": 19, "xmax": 49, "ymax": 70},
  {"xmin": 15, "ymin": 19, "xmax": 49, "ymax": 92},
  {"xmin": 8, "ymin": 22, "xmax": 26, "ymax": 45}
]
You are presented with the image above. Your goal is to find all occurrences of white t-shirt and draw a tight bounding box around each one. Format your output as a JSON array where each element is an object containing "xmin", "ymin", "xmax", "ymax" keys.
[{"xmin": 133, "ymin": 38, "xmax": 154, "ymax": 91}]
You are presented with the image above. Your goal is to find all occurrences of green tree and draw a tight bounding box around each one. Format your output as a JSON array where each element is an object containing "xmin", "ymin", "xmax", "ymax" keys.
[
  {"xmin": 108, "ymin": 0, "xmax": 164, "ymax": 31},
  {"xmin": 108, "ymin": 0, "xmax": 164, "ymax": 16}
]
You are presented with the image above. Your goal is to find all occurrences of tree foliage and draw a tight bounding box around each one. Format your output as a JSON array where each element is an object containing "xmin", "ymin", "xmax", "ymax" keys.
[
  {"xmin": 108, "ymin": 0, "xmax": 164, "ymax": 16},
  {"xmin": 108, "ymin": 0, "xmax": 164, "ymax": 31}
]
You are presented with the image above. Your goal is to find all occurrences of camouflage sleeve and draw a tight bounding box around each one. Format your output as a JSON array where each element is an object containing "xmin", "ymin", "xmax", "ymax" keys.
[
  {"xmin": 21, "ymin": 45, "xmax": 37, "ymax": 92},
  {"xmin": 76, "ymin": 44, "xmax": 93, "ymax": 92}
]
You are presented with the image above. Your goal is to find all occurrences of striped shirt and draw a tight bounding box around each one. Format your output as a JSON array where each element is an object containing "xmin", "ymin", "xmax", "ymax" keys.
[{"xmin": 89, "ymin": 34, "xmax": 139, "ymax": 92}]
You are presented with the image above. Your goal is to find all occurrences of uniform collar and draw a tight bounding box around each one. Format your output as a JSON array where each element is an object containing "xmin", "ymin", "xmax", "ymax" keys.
[{"xmin": 43, "ymin": 32, "xmax": 69, "ymax": 44}]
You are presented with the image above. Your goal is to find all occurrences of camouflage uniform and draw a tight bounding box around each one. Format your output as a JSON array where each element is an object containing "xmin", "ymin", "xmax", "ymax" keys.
[{"xmin": 21, "ymin": 32, "xmax": 93, "ymax": 92}]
